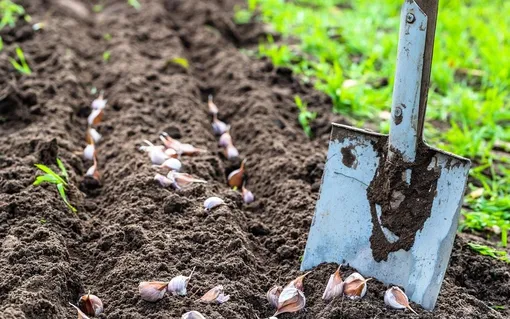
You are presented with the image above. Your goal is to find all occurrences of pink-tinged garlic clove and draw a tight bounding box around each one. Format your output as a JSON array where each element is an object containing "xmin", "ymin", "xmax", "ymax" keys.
[
  {"xmin": 139, "ymin": 281, "xmax": 168, "ymax": 302},
  {"xmin": 77, "ymin": 293, "xmax": 103, "ymax": 317}
]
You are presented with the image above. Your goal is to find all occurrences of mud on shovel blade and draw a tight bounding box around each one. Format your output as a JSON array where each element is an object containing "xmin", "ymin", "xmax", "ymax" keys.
[{"xmin": 301, "ymin": 0, "xmax": 470, "ymax": 310}]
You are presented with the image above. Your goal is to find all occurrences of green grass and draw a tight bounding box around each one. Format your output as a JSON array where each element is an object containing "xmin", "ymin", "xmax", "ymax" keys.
[
  {"xmin": 103, "ymin": 50, "xmax": 111, "ymax": 62},
  {"xmin": 468, "ymin": 243, "xmax": 510, "ymax": 263},
  {"xmin": 128, "ymin": 0, "xmax": 141, "ymax": 10},
  {"xmin": 242, "ymin": 0, "xmax": 510, "ymax": 260},
  {"xmin": 9, "ymin": 45, "xmax": 31, "ymax": 74},
  {"xmin": 295, "ymin": 95, "xmax": 316, "ymax": 138},
  {"xmin": 34, "ymin": 159, "xmax": 77, "ymax": 213},
  {"xmin": 0, "ymin": 0, "xmax": 26, "ymax": 29}
]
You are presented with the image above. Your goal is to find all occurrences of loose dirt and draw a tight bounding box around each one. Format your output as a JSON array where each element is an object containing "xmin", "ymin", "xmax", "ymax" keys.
[{"xmin": 0, "ymin": 0, "xmax": 508, "ymax": 318}]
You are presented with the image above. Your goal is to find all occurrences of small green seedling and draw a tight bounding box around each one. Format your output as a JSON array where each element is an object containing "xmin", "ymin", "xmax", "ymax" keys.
[
  {"xmin": 103, "ymin": 50, "xmax": 111, "ymax": 62},
  {"xmin": 0, "ymin": 36, "xmax": 3, "ymax": 51},
  {"xmin": 93, "ymin": 4, "xmax": 104, "ymax": 13},
  {"xmin": 9, "ymin": 45, "xmax": 31, "ymax": 75},
  {"xmin": 0, "ymin": 0, "xmax": 26, "ymax": 29},
  {"xmin": 168, "ymin": 57, "xmax": 189, "ymax": 69},
  {"xmin": 127, "ymin": 0, "xmax": 141, "ymax": 10},
  {"xmin": 467, "ymin": 243, "xmax": 509, "ymax": 263},
  {"xmin": 294, "ymin": 95, "xmax": 316, "ymax": 138},
  {"xmin": 34, "ymin": 158, "xmax": 76, "ymax": 213}
]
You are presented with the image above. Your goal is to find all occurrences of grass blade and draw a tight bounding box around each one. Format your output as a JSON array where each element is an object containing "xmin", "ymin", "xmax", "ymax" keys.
[
  {"xmin": 56, "ymin": 183, "xmax": 77, "ymax": 213},
  {"xmin": 34, "ymin": 164, "xmax": 67, "ymax": 185},
  {"xmin": 56, "ymin": 158, "xmax": 68, "ymax": 182}
]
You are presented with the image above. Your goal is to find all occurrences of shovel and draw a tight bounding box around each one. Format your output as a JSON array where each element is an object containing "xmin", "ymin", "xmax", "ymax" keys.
[{"xmin": 301, "ymin": 0, "xmax": 470, "ymax": 310}]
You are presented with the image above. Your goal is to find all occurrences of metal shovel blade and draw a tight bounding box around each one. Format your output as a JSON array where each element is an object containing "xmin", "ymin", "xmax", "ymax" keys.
[
  {"xmin": 301, "ymin": 0, "xmax": 470, "ymax": 310},
  {"xmin": 301, "ymin": 125, "xmax": 469, "ymax": 310}
]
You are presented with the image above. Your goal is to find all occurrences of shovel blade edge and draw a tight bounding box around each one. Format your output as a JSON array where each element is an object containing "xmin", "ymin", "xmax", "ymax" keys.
[{"xmin": 301, "ymin": 123, "xmax": 470, "ymax": 310}]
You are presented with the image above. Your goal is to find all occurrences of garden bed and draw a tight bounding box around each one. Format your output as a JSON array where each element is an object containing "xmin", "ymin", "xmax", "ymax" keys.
[{"xmin": 0, "ymin": 0, "xmax": 508, "ymax": 318}]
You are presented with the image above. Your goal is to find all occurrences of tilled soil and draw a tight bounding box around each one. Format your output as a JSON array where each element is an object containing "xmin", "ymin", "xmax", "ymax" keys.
[{"xmin": 0, "ymin": 1, "xmax": 509, "ymax": 318}]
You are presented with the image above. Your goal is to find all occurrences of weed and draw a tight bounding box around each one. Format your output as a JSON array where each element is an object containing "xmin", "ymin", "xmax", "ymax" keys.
[
  {"xmin": 295, "ymin": 95, "xmax": 316, "ymax": 138},
  {"xmin": 103, "ymin": 50, "xmax": 111, "ymax": 62},
  {"xmin": 34, "ymin": 158, "xmax": 77, "ymax": 213},
  {"xmin": 93, "ymin": 4, "xmax": 104, "ymax": 13},
  {"xmin": 127, "ymin": 0, "xmax": 141, "ymax": 10},
  {"xmin": 467, "ymin": 243, "xmax": 509, "ymax": 263},
  {"xmin": 168, "ymin": 57, "xmax": 189, "ymax": 69},
  {"xmin": 0, "ymin": 0, "xmax": 26, "ymax": 29},
  {"xmin": 0, "ymin": 36, "xmax": 3, "ymax": 51},
  {"xmin": 9, "ymin": 45, "xmax": 31, "ymax": 75},
  {"xmin": 103, "ymin": 33, "xmax": 112, "ymax": 41}
]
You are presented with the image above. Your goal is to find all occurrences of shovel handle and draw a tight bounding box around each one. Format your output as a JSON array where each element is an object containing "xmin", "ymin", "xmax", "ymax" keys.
[
  {"xmin": 388, "ymin": 0, "xmax": 438, "ymax": 163},
  {"xmin": 415, "ymin": 0, "xmax": 439, "ymax": 140}
]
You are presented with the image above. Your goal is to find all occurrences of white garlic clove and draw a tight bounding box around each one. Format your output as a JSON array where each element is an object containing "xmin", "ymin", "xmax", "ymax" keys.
[
  {"xmin": 275, "ymin": 287, "xmax": 306, "ymax": 316},
  {"xmin": 182, "ymin": 311, "xmax": 206, "ymax": 319},
  {"xmin": 224, "ymin": 144, "xmax": 239, "ymax": 160},
  {"xmin": 266, "ymin": 285, "xmax": 282, "ymax": 308},
  {"xmin": 168, "ymin": 171, "xmax": 207, "ymax": 189},
  {"xmin": 160, "ymin": 133, "xmax": 206, "ymax": 156},
  {"xmin": 150, "ymin": 148, "xmax": 170, "ymax": 165},
  {"xmin": 199, "ymin": 285, "xmax": 229, "ymax": 304},
  {"xmin": 168, "ymin": 267, "xmax": 195, "ymax": 296},
  {"xmin": 139, "ymin": 281, "xmax": 168, "ymax": 302},
  {"xmin": 322, "ymin": 266, "xmax": 344, "ymax": 301},
  {"xmin": 218, "ymin": 132, "xmax": 232, "ymax": 147},
  {"xmin": 78, "ymin": 293, "xmax": 103, "ymax": 317},
  {"xmin": 86, "ymin": 128, "xmax": 102, "ymax": 144},
  {"xmin": 154, "ymin": 173, "xmax": 173, "ymax": 187},
  {"xmin": 204, "ymin": 197, "xmax": 224, "ymax": 212},
  {"xmin": 242, "ymin": 186, "xmax": 254, "ymax": 204},
  {"xmin": 208, "ymin": 95, "xmax": 219, "ymax": 115},
  {"xmin": 91, "ymin": 98, "xmax": 107, "ymax": 110},
  {"xmin": 343, "ymin": 272, "xmax": 371, "ymax": 300},
  {"xmin": 284, "ymin": 271, "xmax": 311, "ymax": 291},
  {"xmin": 83, "ymin": 144, "xmax": 95, "ymax": 161},
  {"xmin": 69, "ymin": 302, "xmax": 91, "ymax": 319},
  {"xmin": 212, "ymin": 118, "xmax": 228, "ymax": 136},
  {"xmin": 87, "ymin": 109, "xmax": 103, "ymax": 126},
  {"xmin": 157, "ymin": 158, "xmax": 182, "ymax": 171},
  {"xmin": 384, "ymin": 286, "xmax": 417, "ymax": 314}
]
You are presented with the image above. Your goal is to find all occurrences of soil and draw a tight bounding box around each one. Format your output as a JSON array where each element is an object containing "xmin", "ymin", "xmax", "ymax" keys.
[
  {"xmin": 0, "ymin": 0, "xmax": 509, "ymax": 319},
  {"xmin": 367, "ymin": 141, "xmax": 441, "ymax": 262}
]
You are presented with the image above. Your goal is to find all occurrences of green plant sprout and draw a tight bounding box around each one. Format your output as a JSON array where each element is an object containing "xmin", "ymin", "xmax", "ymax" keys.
[
  {"xmin": 128, "ymin": 0, "xmax": 141, "ymax": 10},
  {"xmin": 9, "ymin": 45, "xmax": 31, "ymax": 74},
  {"xmin": 0, "ymin": 0, "xmax": 26, "ymax": 29},
  {"xmin": 295, "ymin": 95, "xmax": 316, "ymax": 138},
  {"xmin": 103, "ymin": 50, "xmax": 111, "ymax": 62},
  {"xmin": 34, "ymin": 158, "xmax": 76, "ymax": 213},
  {"xmin": 168, "ymin": 57, "xmax": 189, "ymax": 69},
  {"xmin": 467, "ymin": 243, "xmax": 510, "ymax": 263}
]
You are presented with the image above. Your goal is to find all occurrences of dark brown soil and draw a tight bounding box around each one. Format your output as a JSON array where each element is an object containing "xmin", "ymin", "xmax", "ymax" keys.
[{"xmin": 0, "ymin": 0, "xmax": 509, "ymax": 318}]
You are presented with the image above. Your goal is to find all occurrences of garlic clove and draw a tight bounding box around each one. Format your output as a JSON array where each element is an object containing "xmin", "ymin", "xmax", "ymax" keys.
[
  {"xmin": 87, "ymin": 109, "xmax": 104, "ymax": 126},
  {"xmin": 139, "ymin": 281, "xmax": 168, "ymax": 302},
  {"xmin": 274, "ymin": 287, "xmax": 306, "ymax": 316},
  {"xmin": 168, "ymin": 267, "xmax": 195, "ymax": 296},
  {"xmin": 242, "ymin": 186, "xmax": 254, "ymax": 204},
  {"xmin": 78, "ymin": 293, "xmax": 103, "ymax": 317},
  {"xmin": 149, "ymin": 148, "xmax": 170, "ymax": 165},
  {"xmin": 154, "ymin": 173, "xmax": 173, "ymax": 187},
  {"xmin": 343, "ymin": 272, "xmax": 371, "ymax": 300},
  {"xmin": 182, "ymin": 311, "xmax": 207, "ymax": 319},
  {"xmin": 322, "ymin": 266, "xmax": 344, "ymax": 301},
  {"xmin": 91, "ymin": 98, "xmax": 107, "ymax": 110},
  {"xmin": 284, "ymin": 271, "xmax": 312, "ymax": 291},
  {"xmin": 160, "ymin": 133, "xmax": 206, "ymax": 156},
  {"xmin": 83, "ymin": 144, "xmax": 95, "ymax": 161},
  {"xmin": 168, "ymin": 171, "xmax": 207, "ymax": 189},
  {"xmin": 156, "ymin": 158, "xmax": 182, "ymax": 171},
  {"xmin": 208, "ymin": 95, "xmax": 219, "ymax": 115},
  {"xmin": 85, "ymin": 157, "xmax": 100, "ymax": 181},
  {"xmin": 69, "ymin": 302, "xmax": 91, "ymax": 319},
  {"xmin": 224, "ymin": 144, "xmax": 239, "ymax": 160},
  {"xmin": 218, "ymin": 132, "xmax": 232, "ymax": 148},
  {"xmin": 384, "ymin": 286, "xmax": 417, "ymax": 314},
  {"xmin": 165, "ymin": 148, "xmax": 179, "ymax": 158},
  {"xmin": 266, "ymin": 285, "xmax": 282, "ymax": 308},
  {"xmin": 204, "ymin": 197, "xmax": 224, "ymax": 212},
  {"xmin": 86, "ymin": 128, "xmax": 102, "ymax": 144},
  {"xmin": 227, "ymin": 159, "xmax": 246, "ymax": 188},
  {"xmin": 198, "ymin": 285, "xmax": 229, "ymax": 304},
  {"xmin": 212, "ymin": 117, "xmax": 228, "ymax": 136}
]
